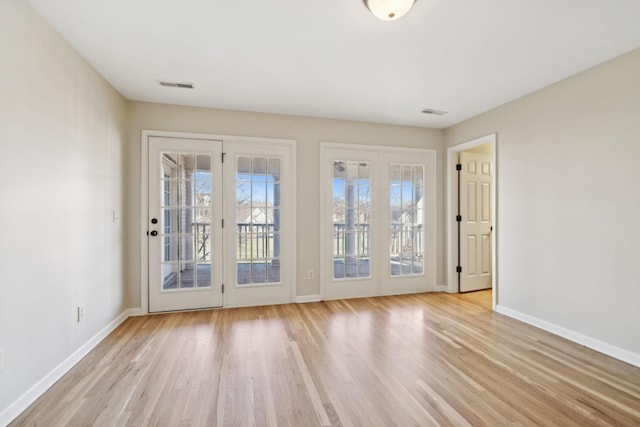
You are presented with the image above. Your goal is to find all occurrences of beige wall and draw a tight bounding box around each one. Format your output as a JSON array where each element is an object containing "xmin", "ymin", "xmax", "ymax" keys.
[
  {"xmin": 0, "ymin": 0, "xmax": 127, "ymax": 417},
  {"xmin": 445, "ymin": 48, "xmax": 640, "ymax": 356},
  {"xmin": 125, "ymin": 102, "xmax": 445, "ymax": 305}
]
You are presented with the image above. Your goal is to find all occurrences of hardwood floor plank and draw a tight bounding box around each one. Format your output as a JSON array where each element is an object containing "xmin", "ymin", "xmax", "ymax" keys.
[
  {"xmin": 9, "ymin": 291, "xmax": 640, "ymax": 426},
  {"xmin": 289, "ymin": 341, "xmax": 331, "ymax": 426}
]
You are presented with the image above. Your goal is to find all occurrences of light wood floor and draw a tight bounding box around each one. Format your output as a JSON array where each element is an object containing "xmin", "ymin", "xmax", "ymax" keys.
[{"xmin": 11, "ymin": 291, "xmax": 640, "ymax": 426}]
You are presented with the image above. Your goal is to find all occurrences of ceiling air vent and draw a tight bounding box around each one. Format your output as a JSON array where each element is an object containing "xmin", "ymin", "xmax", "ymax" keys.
[
  {"xmin": 159, "ymin": 81, "xmax": 194, "ymax": 89},
  {"xmin": 421, "ymin": 108, "xmax": 447, "ymax": 115}
]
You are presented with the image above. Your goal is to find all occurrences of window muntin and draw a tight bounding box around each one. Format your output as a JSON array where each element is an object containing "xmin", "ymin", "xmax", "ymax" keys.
[
  {"xmin": 389, "ymin": 163, "xmax": 424, "ymax": 276},
  {"xmin": 332, "ymin": 161, "xmax": 371, "ymax": 279},
  {"xmin": 236, "ymin": 155, "xmax": 281, "ymax": 286},
  {"xmin": 160, "ymin": 152, "xmax": 213, "ymax": 289}
]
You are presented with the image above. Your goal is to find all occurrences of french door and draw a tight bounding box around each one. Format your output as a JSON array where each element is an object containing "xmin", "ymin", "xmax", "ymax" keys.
[
  {"xmin": 147, "ymin": 135, "xmax": 295, "ymax": 312},
  {"xmin": 148, "ymin": 137, "xmax": 223, "ymax": 312},
  {"xmin": 321, "ymin": 144, "xmax": 436, "ymax": 300},
  {"xmin": 222, "ymin": 141, "xmax": 295, "ymax": 308}
]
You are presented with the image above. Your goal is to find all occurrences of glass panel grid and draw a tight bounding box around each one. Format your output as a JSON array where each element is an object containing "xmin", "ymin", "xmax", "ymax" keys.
[
  {"xmin": 390, "ymin": 163, "xmax": 425, "ymax": 277},
  {"xmin": 236, "ymin": 156, "xmax": 281, "ymax": 286},
  {"xmin": 160, "ymin": 151, "xmax": 213, "ymax": 291},
  {"xmin": 332, "ymin": 160, "xmax": 371, "ymax": 280}
]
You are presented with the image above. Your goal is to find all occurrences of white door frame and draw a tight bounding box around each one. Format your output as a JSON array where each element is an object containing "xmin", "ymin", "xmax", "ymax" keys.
[
  {"xmin": 140, "ymin": 130, "xmax": 297, "ymax": 314},
  {"xmin": 446, "ymin": 133, "xmax": 498, "ymax": 309}
]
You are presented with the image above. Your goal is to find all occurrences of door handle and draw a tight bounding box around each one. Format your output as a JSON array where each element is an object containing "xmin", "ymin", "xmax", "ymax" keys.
[{"xmin": 149, "ymin": 230, "xmax": 158, "ymax": 237}]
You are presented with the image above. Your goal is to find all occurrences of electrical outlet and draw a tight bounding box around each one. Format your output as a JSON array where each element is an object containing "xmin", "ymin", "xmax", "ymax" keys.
[
  {"xmin": 77, "ymin": 305, "xmax": 85, "ymax": 322},
  {"xmin": 307, "ymin": 269, "xmax": 315, "ymax": 280},
  {"xmin": 0, "ymin": 349, "xmax": 4, "ymax": 373}
]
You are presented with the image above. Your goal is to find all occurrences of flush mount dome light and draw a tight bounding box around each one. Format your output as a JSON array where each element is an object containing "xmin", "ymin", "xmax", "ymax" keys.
[{"xmin": 363, "ymin": 0, "xmax": 417, "ymax": 21}]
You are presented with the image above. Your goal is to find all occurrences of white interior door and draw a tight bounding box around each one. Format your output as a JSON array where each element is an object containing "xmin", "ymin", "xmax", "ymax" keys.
[
  {"xmin": 148, "ymin": 137, "xmax": 223, "ymax": 312},
  {"xmin": 459, "ymin": 152, "xmax": 492, "ymax": 292}
]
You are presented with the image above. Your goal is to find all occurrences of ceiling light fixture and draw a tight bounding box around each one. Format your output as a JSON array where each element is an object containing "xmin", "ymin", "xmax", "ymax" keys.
[{"xmin": 363, "ymin": 0, "xmax": 417, "ymax": 21}]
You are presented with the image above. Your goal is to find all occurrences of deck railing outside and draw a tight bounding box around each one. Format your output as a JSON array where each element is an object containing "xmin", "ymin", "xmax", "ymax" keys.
[
  {"xmin": 194, "ymin": 223, "xmax": 278, "ymax": 261},
  {"xmin": 193, "ymin": 222, "xmax": 422, "ymax": 261},
  {"xmin": 236, "ymin": 223, "xmax": 276, "ymax": 260},
  {"xmin": 333, "ymin": 223, "xmax": 370, "ymax": 256},
  {"xmin": 389, "ymin": 223, "xmax": 423, "ymax": 256}
]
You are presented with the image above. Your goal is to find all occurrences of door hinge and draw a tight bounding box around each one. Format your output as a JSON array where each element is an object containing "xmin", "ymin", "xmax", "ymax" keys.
[
  {"xmin": 456, "ymin": 163, "xmax": 462, "ymax": 171},
  {"xmin": 456, "ymin": 266, "xmax": 462, "ymax": 273},
  {"xmin": 222, "ymin": 284, "xmax": 225, "ymax": 293},
  {"xmin": 221, "ymin": 218, "xmax": 224, "ymax": 228},
  {"xmin": 221, "ymin": 152, "xmax": 226, "ymax": 163},
  {"xmin": 456, "ymin": 215, "xmax": 462, "ymax": 222}
]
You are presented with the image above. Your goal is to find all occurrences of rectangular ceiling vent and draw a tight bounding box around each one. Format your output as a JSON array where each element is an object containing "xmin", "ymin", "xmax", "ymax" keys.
[
  {"xmin": 421, "ymin": 108, "xmax": 448, "ymax": 115},
  {"xmin": 159, "ymin": 81, "xmax": 194, "ymax": 89}
]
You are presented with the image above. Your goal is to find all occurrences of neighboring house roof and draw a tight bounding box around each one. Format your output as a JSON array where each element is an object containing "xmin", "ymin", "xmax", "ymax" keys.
[{"xmin": 237, "ymin": 206, "xmax": 274, "ymax": 224}]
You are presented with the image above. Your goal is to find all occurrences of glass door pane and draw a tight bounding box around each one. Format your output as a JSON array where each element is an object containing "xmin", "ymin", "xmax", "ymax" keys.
[
  {"xmin": 389, "ymin": 163, "xmax": 424, "ymax": 276},
  {"xmin": 332, "ymin": 160, "xmax": 371, "ymax": 279},
  {"xmin": 159, "ymin": 152, "xmax": 213, "ymax": 290},
  {"xmin": 236, "ymin": 155, "xmax": 281, "ymax": 286}
]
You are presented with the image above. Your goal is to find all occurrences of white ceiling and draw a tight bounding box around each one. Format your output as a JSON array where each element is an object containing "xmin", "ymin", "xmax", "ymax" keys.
[{"xmin": 28, "ymin": 0, "xmax": 640, "ymax": 128}]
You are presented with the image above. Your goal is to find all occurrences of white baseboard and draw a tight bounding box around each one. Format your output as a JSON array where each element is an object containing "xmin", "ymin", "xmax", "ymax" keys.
[
  {"xmin": 296, "ymin": 294, "xmax": 322, "ymax": 303},
  {"xmin": 297, "ymin": 288, "xmax": 447, "ymax": 303},
  {"xmin": 0, "ymin": 309, "xmax": 134, "ymax": 426},
  {"xmin": 496, "ymin": 305, "xmax": 640, "ymax": 368}
]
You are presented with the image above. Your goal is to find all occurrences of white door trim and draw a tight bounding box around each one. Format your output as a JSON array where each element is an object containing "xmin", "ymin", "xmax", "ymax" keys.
[
  {"xmin": 446, "ymin": 133, "xmax": 498, "ymax": 309},
  {"xmin": 140, "ymin": 130, "xmax": 297, "ymax": 314}
]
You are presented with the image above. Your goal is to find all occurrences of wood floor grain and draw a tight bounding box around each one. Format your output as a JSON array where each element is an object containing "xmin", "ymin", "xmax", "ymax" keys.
[{"xmin": 10, "ymin": 291, "xmax": 640, "ymax": 426}]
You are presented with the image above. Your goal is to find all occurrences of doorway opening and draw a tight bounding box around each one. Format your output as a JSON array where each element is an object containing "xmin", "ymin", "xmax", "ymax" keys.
[{"xmin": 446, "ymin": 134, "xmax": 497, "ymax": 309}]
